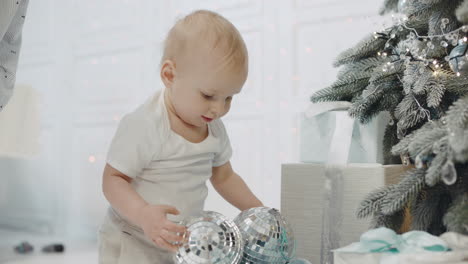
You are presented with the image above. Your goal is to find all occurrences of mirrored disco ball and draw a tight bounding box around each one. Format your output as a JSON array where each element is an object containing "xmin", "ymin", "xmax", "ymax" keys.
[
  {"xmin": 234, "ymin": 207, "xmax": 295, "ymax": 264},
  {"xmin": 174, "ymin": 211, "xmax": 243, "ymax": 264},
  {"xmin": 288, "ymin": 258, "xmax": 312, "ymax": 264}
]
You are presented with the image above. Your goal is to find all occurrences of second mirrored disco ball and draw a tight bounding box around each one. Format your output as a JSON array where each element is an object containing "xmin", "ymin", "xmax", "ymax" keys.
[
  {"xmin": 174, "ymin": 211, "xmax": 243, "ymax": 264},
  {"xmin": 288, "ymin": 258, "xmax": 312, "ymax": 264},
  {"xmin": 234, "ymin": 207, "xmax": 295, "ymax": 264}
]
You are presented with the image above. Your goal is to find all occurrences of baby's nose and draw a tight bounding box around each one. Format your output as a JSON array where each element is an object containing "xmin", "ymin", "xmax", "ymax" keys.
[{"xmin": 210, "ymin": 101, "xmax": 225, "ymax": 116}]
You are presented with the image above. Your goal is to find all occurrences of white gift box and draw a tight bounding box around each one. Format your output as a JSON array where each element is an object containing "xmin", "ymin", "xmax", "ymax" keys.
[
  {"xmin": 333, "ymin": 231, "xmax": 468, "ymax": 264},
  {"xmin": 0, "ymin": 84, "xmax": 40, "ymax": 158},
  {"xmin": 299, "ymin": 102, "xmax": 390, "ymax": 164},
  {"xmin": 283, "ymin": 102, "xmax": 410, "ymax": 263},
  {"xmin": 333, "ymin": 252, "xmax": 383, "ymax": 264},
  {"xmin": 334, "ymin": 250, "xmax": 468, "ymax": 264},
  {"xmin": 280, "ymin": 163, "xmax": 412, "ymax": 264}
]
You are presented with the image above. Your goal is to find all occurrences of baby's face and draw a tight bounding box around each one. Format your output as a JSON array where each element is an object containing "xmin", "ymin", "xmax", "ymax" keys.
[{"xmin": 168, "ymin": 55, "xmax": 247, "ymax": 128}]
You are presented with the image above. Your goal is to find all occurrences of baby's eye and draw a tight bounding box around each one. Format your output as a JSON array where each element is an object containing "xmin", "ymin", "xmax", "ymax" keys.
[{"xmin": 202, "ymin": 93, "xmax": 213, "ymax": 99}]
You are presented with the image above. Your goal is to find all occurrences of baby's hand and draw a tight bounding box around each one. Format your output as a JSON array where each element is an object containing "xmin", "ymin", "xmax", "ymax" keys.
[{"xmin": 138, "ymin": 204, "xmax": 187, "ymax": 252}]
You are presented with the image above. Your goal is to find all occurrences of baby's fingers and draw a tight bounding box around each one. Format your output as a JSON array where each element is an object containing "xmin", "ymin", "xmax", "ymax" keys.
[
  {"xmin": 161, "ymin": 229, "xmax": 185, "ymax": 244},
  {"xmin": 160, "ymin": 205, "xmax": 180, "ymax": 216},
  {"xmin": 153, "ymin": 236, "xmax": 179, "ymax": 252},
  {"xmin": 165, "ymin": 220, "xmax": 187, "ymax": 234}
]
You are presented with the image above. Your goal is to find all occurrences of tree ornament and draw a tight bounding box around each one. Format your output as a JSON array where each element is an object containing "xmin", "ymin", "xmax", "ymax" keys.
[
  {"xmin": 398, "ymin": 0, "xmax": 410, "ymax": 14},
  {"xmin": 415, "ymin": 155, "xmax": 424, "ymax": 169},
  {"xmin": 289, "ymin": 259, "xmax": 312, "ymax": 264},
  {"xmin": 449, "ymin": 44, "xmax": 468, "ymax": 74},
  {"xmin": 441, "ymin": 160, "xmax": 457, "ymax": 185},
  {"xmin": 175, "ymin": 211, "xmax": 243, "ymax": 264},
  {"xmin": 234, "ymin": 207, "xmax": 295, "ymax": 264}
]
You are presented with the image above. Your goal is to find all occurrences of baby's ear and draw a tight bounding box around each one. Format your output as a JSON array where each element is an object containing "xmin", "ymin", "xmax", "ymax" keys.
[{"xmin": 161, "ymin": 60, "xmax": 176, "ymax": 87}]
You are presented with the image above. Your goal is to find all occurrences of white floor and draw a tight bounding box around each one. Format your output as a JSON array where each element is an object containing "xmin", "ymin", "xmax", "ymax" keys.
[
  {"xmin": 0, "ymin": 229, "xmax": 97, "ymax": 264},
  {"xmin": 2, "ymin": 246, "xmax": 97, "ymax": 264}
]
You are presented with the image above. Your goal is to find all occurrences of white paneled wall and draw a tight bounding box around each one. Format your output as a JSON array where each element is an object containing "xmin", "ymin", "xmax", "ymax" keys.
[{"xmin": 0, "ymin": 0, "xmax": 383, "ymax": 241}]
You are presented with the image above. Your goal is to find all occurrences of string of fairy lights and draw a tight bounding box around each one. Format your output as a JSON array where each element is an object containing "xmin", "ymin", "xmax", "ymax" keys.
[
  {"xmin": 365, "ymin": 10, "xmax": 467, "ymax": 182},
  {"xmin": 373, "ymin": 14, "xmax": 468, "ymax": 77}
]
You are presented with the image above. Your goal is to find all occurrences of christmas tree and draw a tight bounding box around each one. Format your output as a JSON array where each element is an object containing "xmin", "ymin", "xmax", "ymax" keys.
[{"xmin": 311, "ymin": 0, "xmax": 468, "ymax": 235}]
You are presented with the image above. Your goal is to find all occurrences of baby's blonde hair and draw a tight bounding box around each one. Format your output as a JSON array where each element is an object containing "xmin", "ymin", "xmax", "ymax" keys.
[{"xmin": 161, "ymin": 10, "xmax": 248, "ymax": 73}]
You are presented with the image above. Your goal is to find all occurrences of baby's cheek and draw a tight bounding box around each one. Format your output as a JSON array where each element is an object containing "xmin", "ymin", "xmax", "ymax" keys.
[
  {"xmin": 225, "ymin": 101, "xmax": 232, "ymax": 111},
  {"xmin": 223, "ymin": 105, "xmax": 231, "ymax": 116}
]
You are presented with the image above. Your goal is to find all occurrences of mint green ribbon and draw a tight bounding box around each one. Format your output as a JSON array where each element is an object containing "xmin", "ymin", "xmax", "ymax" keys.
[{"xmin": 334, "ymin": 227, "xmax": 449, "ymax": 254}]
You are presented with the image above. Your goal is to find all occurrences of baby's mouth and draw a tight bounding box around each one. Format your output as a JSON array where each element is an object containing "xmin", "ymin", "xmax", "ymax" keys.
[{"xmin": 202, "ymin": 116, "xmax": 213, "ymax": 122}]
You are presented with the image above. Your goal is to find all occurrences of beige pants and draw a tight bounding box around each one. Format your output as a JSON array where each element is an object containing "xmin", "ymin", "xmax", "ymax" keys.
[{"xmin": 98, "ymin": 208, "xmax": 175, "ymax": 264}]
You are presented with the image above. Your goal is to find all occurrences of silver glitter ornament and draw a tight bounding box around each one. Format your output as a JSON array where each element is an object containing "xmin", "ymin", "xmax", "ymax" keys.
[
  {"xmin": 234, "ymin": 207, "xmax": 295, "ymax": 264},
  {"xmin": 441, "ymin": 160, "xmax": 458, "ymax": 185},
  {"xmin": 175, "ymin": 211, "xmax": 243, "ymax": 264},
  {"xmin": 398, "ymin": 0, "xmax": 410, "ymax": 14},
  {"xmin": 415, "ymin": 155, "xmax": 424, "ymax": 169},
  {"xmin": 449, "ymin": 44, "xmax": 468, "ymax": 74}
]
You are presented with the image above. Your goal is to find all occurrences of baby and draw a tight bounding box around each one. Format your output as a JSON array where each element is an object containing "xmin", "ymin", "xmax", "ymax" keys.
[{"xmin": 99, "ymin": 10, "xmax": 263, "ymax": 263}]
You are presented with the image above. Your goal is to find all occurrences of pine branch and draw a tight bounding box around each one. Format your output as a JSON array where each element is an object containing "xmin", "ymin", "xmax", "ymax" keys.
[
  {"xmin": 404, "ymin": 2, "xmax": 437, "ymax": 30},
  {"xmin": 349, "ymin": 84, "xmax": 385, "ymax": 117},
  {"xmin": 337, "ymin": 57, "xmax": 384, "ymax": 79},
  {"xmin": 370, "ymin": 210, "xmax": 404, "ymax": 231},
  {"xmin": 384, "ymin": 123, "xmax": 403, "ymax": 165},
  {"xmin": 456, "ymin": 0, "xmax": 468, "ymax": 24},
  {"xmin": 443, "ymin": 193, "xmax": 468, "ymax": 235},
  {"xmin": 357, "ymin": 185, "xmax": 395, "ymax": 219},
  {"xmin": 446, "ymin": 96, "xmax": 468, "ymax": 162},
  {"xmin": 310, "ymin": 74, "xmax": 369, "ymax": 103},
  {"xmin": 452, "ymin": 131, "xmax": 468, "ymax": 162},
  {"xmin": 406, "ymin": 64, "xmax": 446, "ymax": 108},
  {"xmin": 407, "ymin": 123, "xmax": 446, "ymax": 158},
  {"xmin": 446, "ymin": 95, "xmax": 468, "ymax": 129},
  {"xmin": 433, "ymin": 92, "xmax": 459, "ymax": 121},
  {"xmin": 426, "ymin": 149, "xmax": 448, "ymax": 186},
  {"xmin": 445, "ymin": 75, "xmax": 468, "ymax": 95},
  {"xmin": 376, "ymin": 88, "xmax": 404, "ymax": 113},
  {"xmin": 355, "ymin": 100, "xmax": 389, "ymax": 124},
  {"xmin": 402, "ymin": 62, "xmax": 424, "ymax": 95},
  {"xmin": 426, "ymin": 79, "xmax": 446, "ymax": 108},
  {"xmin": 401, "ymin": 62, "xmax": 449, "ymax": 97},
  {"xmin": 350, "ymin": 80, "xmax": 403, "ymax": 123},
  {"xmin": 428, "ymin": 191, "xmax": 452, "ymax": 235},
  {"xmin": 395, "ymin": 94, "xmax": 430, "ymax": 134},
  {"xmin": 410, "ymin": 0, "xmax": 449, "ymax": 5},
  {"xmin": 391, "ymin": 121, "xmax": 433, "ymax": 156},
  {"xmin": 333, "ymin": 34, "xmax": 387, "ymax": 67},
  {"xmin": 348, "ymin": 64, "xmax": 403, "ymax": 120},
  {"xmin": 406, "ymin": 1, "xmax": 446, "ymax": 19},
  {"xmin": 380, "ymin": 169, "xmax": 426, "ymax": 215},
  {"xmin": 369, "ymin": 59, "xmax": 405, "ymax": 85},
  {"xmin": 425, "ymin": 44, "xmax": 447, "ymax": 60},
  {"xmin": 379, "ymin": 0, "xmax": 399, "ymax": 15},
  {"xmin": 410, "ymin": 187, "xmax": 443, "ymax": 231},
  {"xmin": 396, "ymin": 93, "xmax": 420, "ymax": 117},
  {"xmin": 412, "ymin": 66, "xmax": 433, "ymax": 95},
  {"xmin": 428, "ymin": 7, "xmax": 460, "ymax": 36}
]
